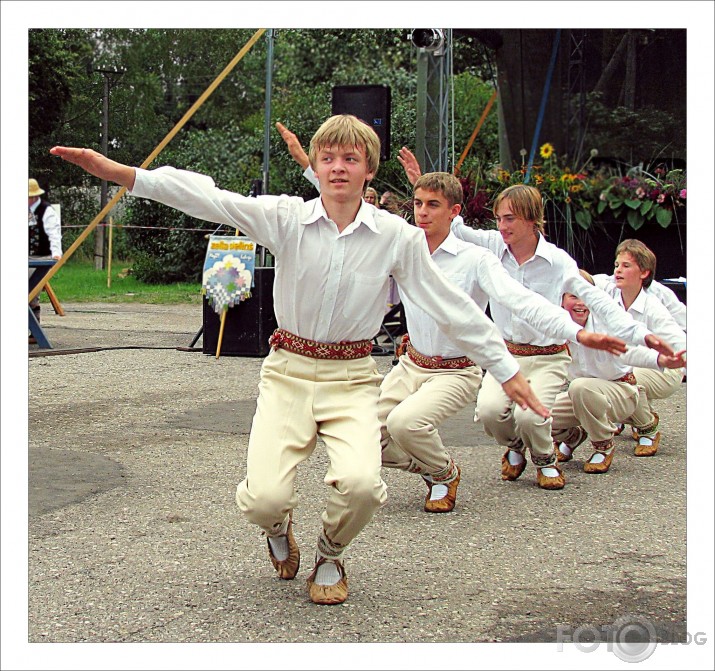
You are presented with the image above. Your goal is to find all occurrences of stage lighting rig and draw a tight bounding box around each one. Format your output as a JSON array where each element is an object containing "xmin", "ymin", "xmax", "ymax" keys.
[{"xmin": 409, "ymin": 29, "xmax": 445, "ymax": 53}]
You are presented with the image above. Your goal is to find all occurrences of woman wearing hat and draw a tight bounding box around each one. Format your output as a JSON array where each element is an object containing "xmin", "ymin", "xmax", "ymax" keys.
[{"xmin": 29, "ymin": 178, "xmax": 62, "ymax": 327}]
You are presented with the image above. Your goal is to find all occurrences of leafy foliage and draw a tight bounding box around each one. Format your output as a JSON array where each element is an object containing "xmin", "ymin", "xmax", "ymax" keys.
[{"xmin": 29, "ymin": 28, "xmax": 685, "ymax": 283}]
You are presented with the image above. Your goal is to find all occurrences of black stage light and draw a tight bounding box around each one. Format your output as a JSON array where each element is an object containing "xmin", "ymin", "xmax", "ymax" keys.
[{"xmin": 409, "ymin": 29, "xmax": 445, "ymax": 52}]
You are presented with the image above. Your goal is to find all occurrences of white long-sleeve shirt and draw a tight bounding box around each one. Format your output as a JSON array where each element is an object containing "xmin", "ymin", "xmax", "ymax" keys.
[
  {"xmin": 29, "ymin": 199, "xmax": 62, "ymax": 257},
  {"xmin": 403, "ymin": 232, "xmax": 588, "ymax": 358},
  {"xmin": 567, "ymin": 308, "xmax": 670, "ymax": 380},
  {"xmin": 450, "ymin": 218, "xmax": 652, "ymax": 347},
  {"xmin": 591, "ymin": 277, "xmax": 687, "ymax": 370},
  {"xmin": 130, "ymin": 166, "xmax": 520, "ymax": 383},
  {"xmin": 594, "ymin": 273, "xmax": 687, "ymax": 331}
]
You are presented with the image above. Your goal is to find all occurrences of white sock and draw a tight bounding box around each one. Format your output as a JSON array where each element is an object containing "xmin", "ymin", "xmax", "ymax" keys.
[
  {"xmin": 639, "ymin": 435, "xmax": 655, "ymax": 446},
  {"xmin": 267, "ymin": 516, "xmax": 290, "ymax": 560},
  {"xmin": 315, "ymin": 560, "xmax": 342, "ymax": 586},
  {"xmin": 539, "ymin": 466, "xmax": 560, "ymax": 477},
  {"xmin": 588, "ymin": 452, "xmax": 606, "ymax": 464},
  {"xmin": 557, "ymin": 442, "xmax": 572, "ymax": 458},
  {"xmin": 268, "ymin": 536, "xmax": 288, "ymax": 560},
  {"xmin": 507, "ymin": 450, "xmax": 525, "ymax": 466},
  {"xmin": 428, "ymin": 484, "xmax": 449, "ymax": 501}
]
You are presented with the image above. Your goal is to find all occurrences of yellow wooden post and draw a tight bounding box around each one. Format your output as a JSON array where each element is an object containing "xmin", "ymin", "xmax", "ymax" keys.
[
  {"xmin": 454, "ymin": 88, "xmax": 498, "ymax": 176},
  {"xmin": 107, "ymin": 216, "xmax": 113, "ymax": 288},
  {"xmin": 216, "ymin": 309, "xmax": 228, "ymax": 359}
]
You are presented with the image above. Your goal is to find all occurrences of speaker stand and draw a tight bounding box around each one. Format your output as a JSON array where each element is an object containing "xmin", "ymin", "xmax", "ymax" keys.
[{"xmin": 188, "ymin": 325, "xmax": 203, "ymax": 348}]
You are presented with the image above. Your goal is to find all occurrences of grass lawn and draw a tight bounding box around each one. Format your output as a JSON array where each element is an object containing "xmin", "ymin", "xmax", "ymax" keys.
[{"xmin": 39, "ymin": 260, "xmax": 203, "ymax": 304}]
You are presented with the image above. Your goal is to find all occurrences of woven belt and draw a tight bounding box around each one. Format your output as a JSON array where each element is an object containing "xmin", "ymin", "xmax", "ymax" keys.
[
  {"xmin": 505, "ymin": 341, "xmax": 569, "ymax": 357},
  {"xmin": 268, "ymin": 328, "xmax": 372, "ymax": 360},
  {"xmin": 407, "ymin": 341, "xmax": 475, "ymax": 370},
  {"xmin": 613, "ymin": 371, "xmax": 637, "ymax": 385}
]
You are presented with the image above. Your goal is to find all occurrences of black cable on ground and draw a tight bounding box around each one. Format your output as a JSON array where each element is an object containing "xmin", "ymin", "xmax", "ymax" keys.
[{"xmin": 29, "ymin": 346, "xmax": 204, "ymax": 358}]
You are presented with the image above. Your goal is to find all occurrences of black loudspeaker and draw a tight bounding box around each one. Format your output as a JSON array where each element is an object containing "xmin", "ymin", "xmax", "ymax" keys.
[
  {"xmin": 332, "ymin": 85, "xmax": 391, "ymax": 160},
  {"xmin": 202, "ymin": 267, "xmax": 278, "ymax": 356}
]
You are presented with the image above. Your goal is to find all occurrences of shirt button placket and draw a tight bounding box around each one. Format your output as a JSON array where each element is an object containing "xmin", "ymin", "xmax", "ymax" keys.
[{"xmin": 315, "ymin": 236, "xmax": 345, "ymax": 341}]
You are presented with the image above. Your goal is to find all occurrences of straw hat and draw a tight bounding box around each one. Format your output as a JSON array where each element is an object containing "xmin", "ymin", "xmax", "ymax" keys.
[{"xmin": 29, "ymin": 178, "xmax": 45, "ymax": 197}]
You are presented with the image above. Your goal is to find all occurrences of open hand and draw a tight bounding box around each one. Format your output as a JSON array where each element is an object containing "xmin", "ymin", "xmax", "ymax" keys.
[
  {"xmin": 50, "ymin": 147, "xmax": 136, "ymax": 189},
  {"xmin": 276, "ymin": 122, "xmax": 310, "ymax": 170},
  {"xmin": 576, "ymin": 330, "xmax": 627, "ymax": 355},
  {"xmin": 657, "ymin": 349, "xmax": 686, "ymax": 369},
  {"xmin": 644, "ymin": 333, "xmax": 675, "ymax": 357},
  {"xmin": 397, "ymin": 147, "xmax": 422, "ymax": 186}
]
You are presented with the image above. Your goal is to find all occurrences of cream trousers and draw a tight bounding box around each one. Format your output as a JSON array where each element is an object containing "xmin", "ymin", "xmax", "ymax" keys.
[
  {"xmin": 235, "ymin": 348, "xmax": 387, "ymax": 553},
  {"xmin": 551, "ymin": 377, "xmax": 641, "ymax": 443},
  {"xmin": 379, "ymin": 355, "xmax": 483, "ymax": 477},
  {"xmin": 633, "ymin": 367, "xmax": 684, "ymax": 407},
  {"xmin": 475, "ymin": 350, "xmax": 570, "ymax": 465}
]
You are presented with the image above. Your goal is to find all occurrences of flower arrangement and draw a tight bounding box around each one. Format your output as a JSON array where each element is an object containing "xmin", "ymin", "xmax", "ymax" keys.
[
  {"xmin": 457, "ymin": 142, "xmax": 686, "ymax": 232},
  {"xmin": 594, "ymin": 164, "xmax": 686, "ymax": 229}
]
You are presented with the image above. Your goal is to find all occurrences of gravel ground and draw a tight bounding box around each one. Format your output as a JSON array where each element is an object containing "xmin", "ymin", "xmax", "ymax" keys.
[{"xmin": 7, "ymin": 303, "xmax": 706, "ymax": 669}]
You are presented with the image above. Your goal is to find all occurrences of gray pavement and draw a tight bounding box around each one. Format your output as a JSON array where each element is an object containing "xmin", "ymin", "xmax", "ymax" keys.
[{"xmin": 17, "ymin": 303, "xmax": 693, "ymax": 665}]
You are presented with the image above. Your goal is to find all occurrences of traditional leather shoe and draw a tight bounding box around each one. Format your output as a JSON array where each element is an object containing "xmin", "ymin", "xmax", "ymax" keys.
[
  {"xmin": 423, "ymin": 466, "xmax": 461, "ymax": 513},
  {"xmin": 554, "ymin": 427, "xmax": 588, "ymax": 462},
  {"xmin": 501, "ymin": 450, "xmax": 527, "ymax": 481},
  {"xmin": 306, "ymin": 557, "xmax": 348, "ymax": 605},
  {"xmin": 614, "ymin": 423, "xmax": 625, "ymax": 436},
  {"xmin": 583, "ymin": 446, "xmax": 615, "ymax": 473},
  {"xmin": 634, "ymin": 431, "xmax": 660, "ymax": 457},
  {"xmin": 267, "ymin": 514, "xmax": 300, "ymax": 580},
  {"xmin": 536, "ymin": 464, "xmax": 565, "ymax": 490}
]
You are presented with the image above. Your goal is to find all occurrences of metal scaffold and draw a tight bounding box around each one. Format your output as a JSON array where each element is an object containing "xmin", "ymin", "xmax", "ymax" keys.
[{"xmin": 412, "ymin": 29, "xmax": 453, "ymax": 174}]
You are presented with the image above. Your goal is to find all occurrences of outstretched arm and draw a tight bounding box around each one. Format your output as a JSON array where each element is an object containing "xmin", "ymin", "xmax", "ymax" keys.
[
  {"xmin": 276, "ymin": 122, "xmax": 310, "ymax": 170},
  {"xmin": 50, "ymin": 147, "xmax": 136, "ymax": 190},
  {"xmin": 397, "ymin": 147, "xmax": 422, "ymax": 185}
]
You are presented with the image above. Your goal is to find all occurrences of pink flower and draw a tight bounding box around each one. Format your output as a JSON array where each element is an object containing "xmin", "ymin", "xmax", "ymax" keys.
[
  {"xmin": 657, "ymin": 193, "xmax": 666, "ymax": 204},
  {"xmin": 636, "ymin": 187, "xmax": 645, "ymax": 198},
  {"xmin": 680, "ymin": 189, "xmax": 687, "ymax": 199}
]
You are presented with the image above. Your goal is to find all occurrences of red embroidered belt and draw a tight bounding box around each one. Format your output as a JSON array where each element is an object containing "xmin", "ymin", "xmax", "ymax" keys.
[
  {"xmin": 505, "ymin": 341, "xmax": 569, "ymax": 357},
  {"xmin": 268, "ymin": 328, "xmax": 373, "ymax": 360},
  {"xmin": 407, "ymin": 341, "xmax": 475, "ymax": 370},
  {"xmin": 613, "ymin": 371, "xmax": 637, "ymax": 385}
]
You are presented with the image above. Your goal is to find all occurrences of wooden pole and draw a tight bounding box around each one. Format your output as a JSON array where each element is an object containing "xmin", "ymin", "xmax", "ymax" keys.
[
  {"xmin": 107, "ymin": 216, "xmax": 113, "ymax": 288},
  {"xmin": 216, "ymin": 309, "xmax": 228, "ymax": 360},
  {"xmin": 454, "ymin": 88, "xmax": 498, "ymax": 176},
  {"xmin": 29, "ymin": 28, "xmax": 267, "ymax": 304},
  {"xmin": 45, "ymin": 283, "xmax": 65, "ymax": 316}
]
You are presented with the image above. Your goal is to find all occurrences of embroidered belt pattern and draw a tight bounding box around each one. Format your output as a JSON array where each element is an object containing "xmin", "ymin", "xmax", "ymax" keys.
[
  {"xmin": 613, "ymin": 371, "xmax": 637, "ymax": 385},
  {"xmin": 504, "ymin": 340, "xmax": 569, "ymax": 357},
  {"xmin": 407, "ymin": 341, "xmax": 475, "ymax": 370},
  {"xmin": 268, "ymin": 328, "xmax": 372, "ymax": 360}
]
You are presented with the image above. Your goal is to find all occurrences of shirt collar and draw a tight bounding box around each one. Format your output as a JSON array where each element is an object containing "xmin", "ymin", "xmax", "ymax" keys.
[
  {"xmin": 434, "ymin": 230, "xmax": 461, "ymax": 256},
  {"xmin": 301, "ymin": 197, "xmax": 380, "ymax": 235},
  {"xmin": 629, "ymin": 288, "xmax": 648, "ymax": 314},
  {"xmin": 533, "ymin": 233, "xmax": 554, "ymax": 263},
  {"xmin": 501, "ymin": 232, "xmax": 553, "ymax": 265},
  {"xmin": 30, "ymin": 199, "xmax": 40, "ymax": 213}
]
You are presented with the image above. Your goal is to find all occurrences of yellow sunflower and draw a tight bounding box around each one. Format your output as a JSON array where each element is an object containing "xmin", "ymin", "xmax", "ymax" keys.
[{"xmin": 539, "ymin": 142, "xmax": 555, "ymax": 159}]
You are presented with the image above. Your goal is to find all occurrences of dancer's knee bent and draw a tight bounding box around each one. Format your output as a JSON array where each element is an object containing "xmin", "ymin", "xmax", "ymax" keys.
[
  {"xmin": 236, "ymin": 481, "xmax": 293, "ymax": 529},
  {"xmin": 333, "ymin": 472, "xmax": 386, "ymax": 512}
]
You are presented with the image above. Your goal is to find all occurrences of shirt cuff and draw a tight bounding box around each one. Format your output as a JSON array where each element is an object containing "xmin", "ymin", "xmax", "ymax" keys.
[{"xmin": 487, "ymin": 357, "xmax": 521, "ymax": 385}]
